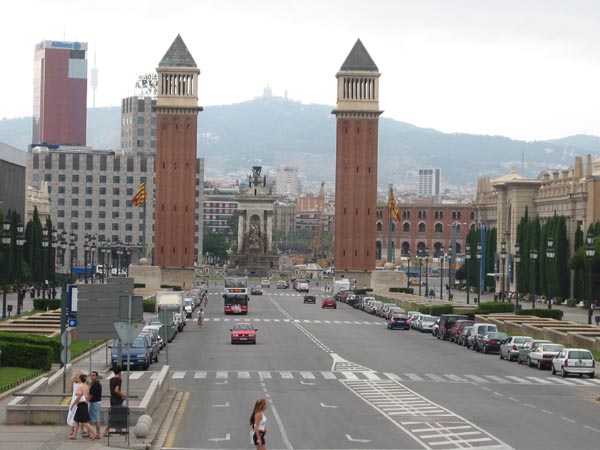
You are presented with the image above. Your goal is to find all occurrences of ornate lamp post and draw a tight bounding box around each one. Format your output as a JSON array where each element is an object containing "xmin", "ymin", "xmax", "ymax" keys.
[
  {"xmin": 418, "ymin": 249, "xmax": 423, "ymax": 296},
  {"xmin": 586, "ymin": 233, "xmax": 596, "ymax": 325},
  {"xmin": 1, "ymin": 220, "xmax": 10, "ymax": 318},
  {"xmin": 125, "ymin": 247, "xmax": 131, "ymax": 277},
  {"xmin": 530, "ymin": 248, "xmax": 538, "ymax": 309},
  {"xmin": 90, "ymin": 242, "xmax": 96, "ymax": 283},
  {"xmin": 117, "ymin": 245, "xmax": 124, "ymax": 276},
  {"xmin": 42, "ymin": 235, "xmax": 49, "ymax": 298},
  {"xmin": 465, "ymin": 244, "xmax": 471, "ymax": 305},
  {"xmin": 51, "ymin": 228, "xmax": 58, "ymax": 296},
  {"xmin": 546, "ymin": 237, "xmax": 554, "ymax": 309},
  {"xmin": 513, "ymin": 243, "xmax": 520, "ymax": 311},
  {"xmin": 447, "ymin": 248, "xmax": 453, "ymax": 301},
  {"xmin": 406, "ymin": 251, "xmax": 411, "ymax": 289},
  {"xmin": 476, "ymin": 243, "xmax": 482, "ymax": 305},
  {"xmin": 424, "ymin": 248, "xmax": 430, "ymax": 297},
  {"xmin": 440, "ymin": 248, "xmax": 445, "ymax": 300},
  {"xmin": 83, "ymin": 236, "xmax": 90, "ymax": 284},
  {"xmin": 15, "ymin": 223, "xmax": 25, "ymax": 315},
  {"xmin": 500, "ymin": 239, "xmax": 507, "ymax": 301},
  {"xmin": 69, "ymin": 232, "xmax": 77, "ymax": 283}
]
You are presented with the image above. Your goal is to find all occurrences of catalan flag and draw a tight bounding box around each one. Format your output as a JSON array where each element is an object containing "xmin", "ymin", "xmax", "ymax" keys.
[
  {"xmin": 132, "ymin": 183, "xmax": 147, "ymax": 207},
  {"xmin": 388, "ymin": 186, "xmax": 400, "ymax": 222}
]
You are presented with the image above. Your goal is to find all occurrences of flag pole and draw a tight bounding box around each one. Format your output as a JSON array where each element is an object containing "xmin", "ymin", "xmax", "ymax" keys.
[
  {"xmin": 142, "ymin": 199, "xmax": 147, "ymax": 258},
  {"xmin": 387, "ymin": 183, "xmax": 394, "ymax": 263}
]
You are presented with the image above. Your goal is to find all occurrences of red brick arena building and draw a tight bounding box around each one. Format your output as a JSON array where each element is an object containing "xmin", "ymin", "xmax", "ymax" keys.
[{"xmin": 376, "ymin": 200, "xmax": 475, "ymax": 262}]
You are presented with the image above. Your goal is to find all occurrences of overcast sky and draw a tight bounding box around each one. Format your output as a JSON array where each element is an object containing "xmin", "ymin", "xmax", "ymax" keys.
[{"xmin": 3, "ymin": 0, "xmax": 600, "ymax": 141}]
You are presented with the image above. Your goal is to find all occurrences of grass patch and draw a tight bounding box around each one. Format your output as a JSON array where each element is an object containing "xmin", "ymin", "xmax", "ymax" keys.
[
  {"xmin": 70, "ymin": 340, "xmax": 106, "ymax": 360},
  {"xmin": 592, "ymin": 349, "xmax": 600, "ymax": 362},
  {"xmin": 0, "ymin": 367, "xmax": 43, "ymax": 393}
]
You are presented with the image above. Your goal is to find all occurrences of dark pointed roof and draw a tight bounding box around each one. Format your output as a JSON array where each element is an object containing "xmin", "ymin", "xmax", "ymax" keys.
[
  {"xmin": 340, "ymin": 39, "xmax": 378, "ymax": 72},
  {"xmin": 158, "ymin": 34, "xmax": 197, "ymax": 68}
]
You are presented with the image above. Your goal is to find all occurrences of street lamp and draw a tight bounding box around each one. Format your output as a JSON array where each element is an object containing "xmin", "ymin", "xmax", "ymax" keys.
[
  {"xmin": 530, "ymin": 248, "xmax": 538, "ymax": 309},
  {"xmin": 418, "ymin": 249, "xmax": 423, "ymax": 296},
  {"xmin": 546, "ymin": 237, "xmax": 555, "ymax": 309},
  {"xmin": 406, "ymin": 251, "xmax": 411, "ymax": 289},
  {"xmin": 1, "ymin": 220, "xmax": 10, "ymax": 318},
  {"xmin": 69, "ymin": 232, "xmax": 77, "ymax": 283},
  {"xmin": 424, "ymin": 248, "xmax": 430, "ymax": 297},
  {"xmin": 15, "ymin": 223, "xmax": 25, "ymax": 316},
  {"xmin": 51, "ymin": 228, "xmax": 58, "ymax": 297},
  {"xmin": 447, "ymin": 247, "xmax": 453, "ymax": 301},
  {"xmin": 500, "ymin": 239, "xmax": 507, "ymax": 302},
  {"xmin": 465, "ymin": 244, "xmax": 471, "ymax": 305},
  {"xmin": 513, "ymin": 243, "xmax": 520, "ymax": 311},
  {"xmin": 586, "ymin": 233, "xmax": 595, "ymax": 325},
  {"xmin": 90, "ymin": 242, "xmax": 96, "ymax": 283},
  {"xmin": 125, "ymin": 247, "xmax": 131, "ymax": 277},
  {"xmin": 476, "ymin": 243, "xmax": 482, "ymax": 305},
  {"xmin": 84, "ymin": 237, "xmax": 90, "ymax": 284},
  {"xmin": 440, "ymin": 248, "xmax": 445, "ymax": 300},
  {"xmin": 117, "ymin": 246, "xmax": 124, "ymax": 277},
  {"xmin": 42, "ymin": 235, "xmax": 49, "ymax": 298}
]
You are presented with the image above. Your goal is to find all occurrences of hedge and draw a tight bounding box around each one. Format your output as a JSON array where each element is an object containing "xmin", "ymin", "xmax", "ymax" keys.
[
  {"xmin": 143, "ymin": 298, "xmax": 156, "ymax": 313},
  {"xmin": 476, "ymin": 302, "xmax": 514, "ymax": 314},
  {"xmin": 418, "ymin": 304, "xmax": 454, "ymax": 316},
  {"xmin": 33, "ymin": 298, "xmax": 61, "ymax": 310},
  {"xmin": 355, "ymin": 288, "xmax": 373, "ymax": 295},
  {"xmin": 0, "ymin": 332, "xmax": 61, "ymax": 364},
  {"xmin": 516, "ymin": 309, "xmax": 564, "ymax": 320},
  {"xmin": 160, "ymin": 284, "xmax": 182, "ymax": 291},
  {"xmin": 134, "ymin": 283, "xmax": 146, "ymax": 289},
  {"xmin": 0, "ymin": 341, "xmax": 53, "ymax": 370},
  {"xmin": 389, "ymin": 287, "xmax": 415, "ymax": 294}
]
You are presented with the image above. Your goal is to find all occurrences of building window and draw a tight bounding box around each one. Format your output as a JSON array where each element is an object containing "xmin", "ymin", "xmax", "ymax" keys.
[
  {"xmin": 99, "ymin": 175, "xmax": 106, "ymax": 183},
  {"xmin": 84, "ymin": 211, "xmax": 92, "ymax": 218},
  {"xmin": 138, "ymin": 116, "xmax": 145, "ymax": 124},
  {"xmin": 126, "ymin": 224, "xmax": 133, "ymax": 231},
  {"xmin": 418, "ymin": 222, "xmax": 426, "ymax": 233},
  {"xmin": 85, "ymin": 199, "xmax": 92, "ymax": 207},
  {"xmin": 44, "ymin": 173, "xmax": 52, "ymax": 182},
  {"xmin": 86, "ymin": 155, "xmax": 93, "ymax": 170},
  {"xmin": 99, "ymin": 187, "xmax": 106, "ymax": 195},
  {"xmin": 98, "ymin": 223, "xmax": 105, "ymax": 230},
  {"xmin": 126, "ymin": 188, "xmax": 133, "ymax": 196},
  {"xmin": 58, "ymin": 174, "xmax": 66, "ymax": 182},
  {"xmin": 72, "ymin": 175, "xmax": 79, "ymax": 183},
  {"xmin": 403, "ymin": 210, "xmax": 411, "ymax": 219},
  {"xmin": 85, "ymin": 223, "xmax": 92, "ymax": 230},
  {"xmin": 126, "ymin": 212, "xmax": 133, "ymax": 219},
  {"xmin": 85, "ymin": 187, "xmax": 93, "ymax": 195},
  {"xmin": 403, "ymin": 222, "xmax": 410, "ymax": 232},
  {"xmin": 71, "ymin": 199, "xmax": 79, "ymax": 207},
  {"xmin": 376, "ymin": 222, "xmax": 382, "ymax": 232},
  {"xmin": 71, "ymin": 210, "xmax": 79, "ymax": 218},
  {"xmin": 113, "ymin": 188, "xmax": 120, "ymax": 195},
  {"xmin": 470, "ymin": 211, "xmax": 475, "ymax": 220},
  {"xmin": 58, "ymin": 154, "xmax": 65, "ymax": 170},
  {"xmin": 112, "ymin": 200, "xmax": 120, "ymax": 207},
  {"xmin": 137, "ymin": 140, "xmax": 144, "ymax": 148},
  {"xmin": 112, "ymin": 223, "xmax": 119, "ymax": 231},
  {"xmin": 137, "ymin": 128, "xmax": 144, "ymax": 137},
  {"xmin": 99, "ymin": 199, "xmax": 106, "ymax": 207},
  {"xmin": 127, "ymin": 176, "xmax": 134, "ymax": 184},
  {"xmin": 71, "ymin": 223, "xmax": 78, "ymax": 230},
  {"xmin": 113, "ymin": 157, "xmax": 120, "ymax": 171},
  {"xmin": 100, "ymin": 155, "xmax": 107, "ymax": 171},
  {"xmin": 113, "ymin": 176, "xmax": 120, "ymax": 183},
  {"xmin": 86, "ymin": 175, "xmax": 93, "ymax": 183},
  {"xmin": 57, "ymin": 210, "xmax": 65, "ymax": 218},
  {"xmin": 57, "ymin": 186, "xmax": 65, "ymax": 194},
  {"xmin": 435, "ymin": 222, "xmax": 443, "ymax": 233},
  {"xmin": 58, "ymin": 198, "xmax": 65, "ymax": 206},
  {"xmin": 72, "ymin": 155, "xmax": 79, "ymax": 170},
  {"xmin": 112, "ymin": 211, "xmax": 119, "ymax": 219},
  {"xmin": 45, "ymin": 154, "xmax": 52, "ymax": 169},
  {"xmin": 98, "ymin": 211, "xmax": 106, "ymax": 219}
]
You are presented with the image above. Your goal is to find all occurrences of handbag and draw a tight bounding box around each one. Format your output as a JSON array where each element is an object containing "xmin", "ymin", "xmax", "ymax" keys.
[{"xmin": 67, "ymin": 403, "xmax": 76, "ymax": 426}]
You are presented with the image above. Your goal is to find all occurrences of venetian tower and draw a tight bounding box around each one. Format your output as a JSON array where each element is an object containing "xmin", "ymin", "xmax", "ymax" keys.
[
  {"xmin": 332, "ymin": 39, "xmax": 382, "ymax": 286},
  {"xmin": 154, "ymin": 35, "xmax": 202, "ymax": 268}
]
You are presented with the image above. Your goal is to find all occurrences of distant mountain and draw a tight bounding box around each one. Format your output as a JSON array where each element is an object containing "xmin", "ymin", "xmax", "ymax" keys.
[{"xmin": 1, "ymin": 97, "xmax": 598, "ymax": 190}]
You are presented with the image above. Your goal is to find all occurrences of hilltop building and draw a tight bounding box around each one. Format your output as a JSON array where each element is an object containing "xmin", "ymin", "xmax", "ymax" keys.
[
  {"xmin": 32, "ymin": 40, "xmax": 88, "ymax": 147},
  {"xmin": 333, "ymin": 39, "xmax": 382, "ymax": 287},
  {"xmin": 274, "ymin": 164, "xmax": 301, "ymax": 198},
  {"xmin": 418, "ymin": 168, "xmax": 441, "ymax": 197}
]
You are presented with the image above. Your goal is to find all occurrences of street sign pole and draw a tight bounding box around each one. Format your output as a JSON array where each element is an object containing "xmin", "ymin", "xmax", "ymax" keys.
[{"xmin": 428, "ymin": 295, "xmax": 433, "ymax": 316}]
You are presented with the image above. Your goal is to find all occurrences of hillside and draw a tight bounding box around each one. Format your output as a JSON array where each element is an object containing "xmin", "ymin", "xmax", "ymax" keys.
[{"xmin": 2, "ymin": 97, "xmax": 599, "ymax": 190}]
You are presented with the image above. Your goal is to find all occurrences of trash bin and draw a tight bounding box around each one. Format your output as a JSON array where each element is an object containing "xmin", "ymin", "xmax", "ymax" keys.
[{"xmin": 449, "ymin": 294, "xmax": 453, "ymax": 301}]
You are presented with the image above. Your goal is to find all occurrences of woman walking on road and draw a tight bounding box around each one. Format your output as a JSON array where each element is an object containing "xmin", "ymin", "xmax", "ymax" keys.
[
  {"xmin": 249, "ymin": 398, "xmax": 268, "ymax": 450},
  {"xmin": 70, "ymin": 374, "xmax": 98, "ymax": 440},
  {"xmin": 197, "ymin": 308, "xmax": 204, "ymax": 327}
]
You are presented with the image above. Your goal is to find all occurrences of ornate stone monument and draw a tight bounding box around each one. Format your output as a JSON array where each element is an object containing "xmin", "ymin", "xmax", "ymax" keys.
[{"xmin": 229, "ymin": 166, "xmax": 279, "ymax": 276}]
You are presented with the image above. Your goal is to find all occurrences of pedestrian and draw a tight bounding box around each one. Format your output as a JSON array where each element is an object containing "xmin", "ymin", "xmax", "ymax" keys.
[
  {"xmin": 88, "ymin": 371, "xmax": 102, "ymax": 438},
  {"xmin": 103, "ymin": 367, "xmax": 126, "ymax": 437},
  {"xmin": 197, "ymin": 308, "xmax": 204, "ymax": 327},
  {"xmin": 249, "ymin": 398, "xmax": 268, "ymax": 450},
  {"xmin": 52, "ymin": 286, "xmax": 57, "ymax": 299},
  {"xmin": 67, "ymin": 370, "xmax": 84, "ymax": 438},
  {"xmin": 29, "ymin": 286, "xmax": 35, "ymax": 299},
  {"xmin": 70, "ymin": 374, "xmax": 98, "ymax": 440}
]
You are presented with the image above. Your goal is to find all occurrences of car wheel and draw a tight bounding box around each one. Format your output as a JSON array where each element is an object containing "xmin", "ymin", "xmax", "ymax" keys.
[
  {"xmin": 561, "ymin": 367, "xmax": 568, "ymax": 378},
  {"xmin": 527, "ymin": 357, "xmax": 532, "ymax": 367},
  {"xmin": 483, "ymin": 345, "xmax": 488, "ymax": 354},
  {"xmin": 589, "ymin": 373, "xmax": 595, "ymax": 379},
  {"xmin": 499, "ymin": 351, "xmax": 504, "ymax": 360},
  {"xmin": 231, "ymin": 340, "xmax": 235, "ymax": 345},
  {"xmin": 537, "ymin": 360, "xmax": 543, "ymax": 370},
  {"xmin": 551, "ymin": 365, "xmax": 556, "ymax": 375}
]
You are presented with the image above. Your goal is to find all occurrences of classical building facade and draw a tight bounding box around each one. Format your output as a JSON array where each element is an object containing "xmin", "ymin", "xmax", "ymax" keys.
[
  {"xmin": 333, "ymin": 39, "xmax": 381, "ymax": 285},
  {"xmin": 0, "ymin": 142, "xmax": 26, "ymax": 218},
  {"xmin": 154, "ymin": 35, "xmax": 202, "ymax": 268}
]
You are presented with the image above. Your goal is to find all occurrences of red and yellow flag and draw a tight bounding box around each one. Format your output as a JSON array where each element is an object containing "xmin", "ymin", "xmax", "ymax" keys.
[
  {"xmin": 132, "ymin": 183, "xmax": 147, "ymax": 207},
  {"xmin": 388, "ymin": 186, "xmax": 400, "ymax": 222}
]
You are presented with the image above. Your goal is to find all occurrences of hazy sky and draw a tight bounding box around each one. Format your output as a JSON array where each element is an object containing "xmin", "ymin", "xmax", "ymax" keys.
[{"xmin": 3, "ymin": 0, "xmax": 600, "ymax": 141}]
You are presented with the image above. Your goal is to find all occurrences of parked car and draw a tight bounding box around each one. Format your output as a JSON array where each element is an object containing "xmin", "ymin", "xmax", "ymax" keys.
[
  {"xmin": 139, "ymin": 328, "xmax": 160, "ymax": 362},
  {"xmin": 148, "ymin": 315, "xmax": 177, "ymax": 342},
  {"xmin": 449, "ymin": 320, "xmax": 475, "ymax": 343},
  {"xmin": 387, "ymin": 312, "xmax": 410, "ymax": 330},
  {"xmin": 230, "ymin": 322, "xmax": 257, "ymax": 344},
  {"xmin": 481, "ymin": 332, "xmax": 509, "ymax": 354},
  {"xmin": 418, "ymin": 315, "xmax": 437, "ymax": 333},
  {"xmin": 437, "ymin": 315, "xmax": 468, "ymax": 340},
  {"xmin": 348, "ymin": 295, "xmax": 362, "ymax": 308},
  {"xmin": 260, "ymin": 280, "xmax": 271, "ymax": 289},
  {"xmin": 276, "ymin": 280, "xmax": 288, "ymax": 289},
  {"xmin": 527, "ymin": 343, "xmax": 565, "ymax": 369},
  {"xmin": 183, "ymin": 298, "xmax": 194, "ymax": 318},
  {"xmin": 251, "ymin": 286, "xmax": 263, "ymax": 295},
  {"xmin": 387, "ymin": 306, "xmax": 406, "ymax": 320},
  {"xmin": 366, "ymin": 300, "xmax": 382, "ymax": 315},
  {"xmin": 457, "ymin": 326, "xmax": 473, "ymax": 346},
  {"xmin": 304, "ymin": 295, "xmax": 316, "ymax": 304},
  {"xmin": 322, "ymin": 297, "xmax": 337, "ymax": 309},
  {"xmin": 470, "ymin": 323, "xmax": 498, "ymax": 351},
  {"xmin": 517, "ymin": 339, "xmax": 552, "ymax": 365},
  {"xmin": 110, "ymin": 336, "xmax": 152, "ymax": 370},
  {"xmin": 144, "ymin": 325, "xmax": 165, "ymax": 350},
  {"xmin": 551, "ymin": 348, "xmax": 596, "ymax": 378},
  {"xmin": 499, "ymin": 336, "xmax": 532, "ymax": 361},
  {"xmin": 407, "ymin": 312, "xmax": 422, "ymax": 328},
  {"xmin": 379, "ymin": 303, "xmax": 394, "ymax": 318}
]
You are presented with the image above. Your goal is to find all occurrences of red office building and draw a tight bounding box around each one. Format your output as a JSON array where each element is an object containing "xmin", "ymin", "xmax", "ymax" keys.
[
  {"xmin": 333, "ymin": 39, "xmax": 382, "ymax": 285},
  {"xmin": 154, "ymin": 35, "xmax": 202, "ymax": 267},
  {"xmin": 32, "ymin": 40, "xmax": 88, "ymax": 147}
]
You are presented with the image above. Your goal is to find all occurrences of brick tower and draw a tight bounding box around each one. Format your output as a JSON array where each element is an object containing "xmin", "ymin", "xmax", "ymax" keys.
[
  {"xmin": 154, "ymin": 35, "xmax": 202, "ymax": 267},
  {"xmin": 333, "ymin": 39, "xmax": 382, "ymax": 285}
]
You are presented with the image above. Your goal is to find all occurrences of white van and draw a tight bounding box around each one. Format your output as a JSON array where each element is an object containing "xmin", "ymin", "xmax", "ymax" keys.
[{"xmin": 470, "ymin": 323, "xmax": 498, "ymax": 352}]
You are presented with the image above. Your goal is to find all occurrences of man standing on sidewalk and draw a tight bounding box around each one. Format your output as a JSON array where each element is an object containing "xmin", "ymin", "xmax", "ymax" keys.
[
  {"xmin": 88, "ymin": 371, "xmax": 102, "ymax": 437},
  {"xmin": 103, "ymin": 367, "xmax": 126, "ymax": 436}
]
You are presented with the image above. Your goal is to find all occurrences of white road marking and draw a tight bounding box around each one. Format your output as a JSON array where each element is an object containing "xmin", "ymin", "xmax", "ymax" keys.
[
  {"xmin": 525, "ymin": 377, "xmax": 553, "ymax": 385},
  {"xmin": 364, "ymin": 372, "xmax": 381, "ymax": 381},
  {"xmin": 300, "ymin": 371, "xmax": 315, "ymax": 379},
  {"xmin": 584, "ymin": 425, "xmax": 600, "ymax": 433},
  {"xmin": 505, "ymin": 376, "xmax": 529, "ymax": 384},
  {"xmin": 561, "ymin": 416, "xmax": 576, "ymax": 423},
  {"xmin": 444, "ymin": 374, "xmax": 465, "ymax": 382},
  {"xmin": 321, "ymin": 371, "xmax": 337, "ymax": 380},
  {"xmin": 216, "ymin": 371, "xmax": 228, "ymax": 379},
  {"xmin": 194, "ymin": 371, "xmax": 207, "ymax": 379},
  {"xmin": 384, "ymin": 373, "xmax": 402, "ymax": 381},
  {"xmin": 280, "ymin": 371, "xmax": 293, "ymax": 379},
  {"xmin": 259, "ymin": 371, "xmax": 272, "ymax": 379},
  {"xmin": 551, "ymin": 378, "xmax": 575, "ymax": 385},
  {"xmin": 569, "ymin": 378, "xmax": 595, "ymax": 386},
  {"xmin": 524, "ymin": 403, "xmax": 536, "ymax": 408},
  {"xmin": 238, "ymin": 371, "xmax": 250, "ymax": 379},
  {"xmin": 342, "ymin": 371, "xmax": 359, "ymax": 380},
  {"xmin": 129, "ymin": 372, "xmax": 144, "ymax": 379},
  {"xmin": 541, "ymin": 409, "xmax": 554, "ymax": 415},
  {"xmin": 486, "ymin": 375, "xmax": 509, "ymax": 383},
  {"xmin": 211, "ymin": 401, "xmax": 229, "ymax": 407},
  {"xmin": 405, "ymin": 373, "xmax": 424, "ymax": 381},
  {"xmin": 150, "ymin": 372, "xmax": 160, "ymax": 379},
  {"xmin": 345, "ymin": 434, "xmax": 370, "ymax": 443},
  {"xmin": 207, "ymin": 433, "xmax": 230, "ymax": 442},
  {"xmin": 172, "ymin": 371, "xmax": 185, "ymax": 379},
  {"xmin": 464, "ymin": 374, "xmax": 488, "ymax": 383},
  {"xmin": 425, "ymin": 373, "xmax": 445, "ymax": 382},
  {"xmin": 320, "ymin": 402, "xmax": 339, "ymax": 408}
]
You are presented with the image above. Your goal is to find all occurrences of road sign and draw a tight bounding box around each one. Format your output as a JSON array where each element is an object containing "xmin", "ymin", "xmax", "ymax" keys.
[
  {"xmin": 427, "ymin": 295, "xmax": 433, "ymax": 304},
  {"xmin": 61, "ymin": 331, "xmax": 72, "ymax": 347},
  {"xmin": 60, "ymin": 348, "xmax": 71, "ymax": 364},
  {"xmin": 113, "ymin": 321, "xmax": 145, "ymax": 345},
  {"xmin": 68, "ymin": 318, "xmax": 78, "ymax": 327}
]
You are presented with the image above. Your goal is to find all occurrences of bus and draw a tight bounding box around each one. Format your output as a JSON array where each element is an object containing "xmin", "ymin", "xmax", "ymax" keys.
[{"xmin": 223, "ymin": 276, "xmax": 249, "ymax": 314}]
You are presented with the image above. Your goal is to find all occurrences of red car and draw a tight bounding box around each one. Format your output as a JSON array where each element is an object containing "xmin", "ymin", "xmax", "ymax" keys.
[
  {"xmin": 322, "ymin": 298, "xmax": 336, "ymax": 309},
  {"xmin": 230, "ymin": 322, "xmax": 257, "ymax": 344}
]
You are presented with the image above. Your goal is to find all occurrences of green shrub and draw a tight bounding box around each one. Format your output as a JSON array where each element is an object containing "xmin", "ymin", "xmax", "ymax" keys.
[
  {"xmin": 32, "ymin": 298, "xmax": 61, "ymax": 311},
  {"xmin": 476, "ymin": 301, "xmax": 514, "ymax": 314},
  {"xmin": 134, "ymin": 283, "xmax": 146, "ymax": 289},
  {"xmin": 554, "ymin": 297, "xmax": 563, "ymax": 305},
  {"xmin": 516, "ymin": 309, "xmax": 564, "ymax": 320},
  {"xmin": 418, "ymin": 304, "xmax": 454, "ymax": 316},
  {"xmin": 566, "ymin": 298, "xmax": 577, "ymax": 307},
  {"xmin": 0, "ymin": 341, "xmax": 53, "ymax": 370},
  {"xmin": 389, "ymin": 287, "xmax": 415, "ymax": 294},
  {"xmin": 143, "ymin": 298, "xmax": 156, "ymax": 313},
  {"xmin": 0, "ymin": 332, "xmax": 61, "ymax": 363},
  {"xmin": 160, "ymin": 284, "xmax": 182, "ymax": 291},
  {"xmin": 355, "ymin": 288, "xmax": 373, "ymax": 295}
]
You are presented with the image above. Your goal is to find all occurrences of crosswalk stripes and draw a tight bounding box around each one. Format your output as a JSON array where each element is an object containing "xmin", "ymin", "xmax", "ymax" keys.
[{"xmin": 137, "ymin": 369, "xmax": 600, "ymax": 387}]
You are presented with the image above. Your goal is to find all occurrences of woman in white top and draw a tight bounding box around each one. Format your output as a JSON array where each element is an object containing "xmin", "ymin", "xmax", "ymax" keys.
[
  {"xmin": 67, "ymin": 370, "xmax": 84, "ymax": 439},
  {"xmin": 249, "ymin": 398, "xmax": 268, "ymax": 449}
]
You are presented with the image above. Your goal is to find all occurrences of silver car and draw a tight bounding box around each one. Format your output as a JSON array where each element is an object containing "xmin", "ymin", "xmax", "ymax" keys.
[
  {"xmin": 527, "ymin": 343, "xmax": 565, "ymax": 370},
  {"xmin": 499, "ymin": 336, "xmax": 532, "ymax": 361},
  {"xmin": 551, "ymin": 348, "xmax": 595, "ymax": 378}
]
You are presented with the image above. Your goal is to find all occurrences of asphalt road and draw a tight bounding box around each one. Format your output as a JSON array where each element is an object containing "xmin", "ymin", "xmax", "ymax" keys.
[{"xmin": 143, "ymin": 283, "xmax": 599, "ymax": 449}]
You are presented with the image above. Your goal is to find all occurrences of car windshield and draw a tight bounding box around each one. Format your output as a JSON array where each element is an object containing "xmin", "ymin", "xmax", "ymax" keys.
[
  {"xmin": 487, "ymin": 333, "xmax": 508, "ymax": 340},
  {"xmin": 540, "ymin": 344, "xmax": 564, "ymax": 352},
  {"xmin": 393, "ymin": 313, "xmax": 407, "ymax": 318},
  {"xmin": 233, "ymin": 324, "xmax": 254, "ymax": 331},
  {"xmin": 149, "ymin": 317, "xmax": 161, "ymax": 325},
  {"xmin": 422, "ymin": 317, "xmax": 436, "ymax": 323},
  {"xmin": 568, "ymin": 351, "xmax": 592, "ymax": 359},
  {"xmin": 513, "ymin": 337, "xmax": 530, "ymax": 343}
]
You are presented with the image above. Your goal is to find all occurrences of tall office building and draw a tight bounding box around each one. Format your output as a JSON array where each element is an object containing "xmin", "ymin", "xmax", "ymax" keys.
[
  {"xmin": 274, "ymin": 164, "xmax": 300, "ymax": 198},
  {"xmin": 121, "ymin": 96, "xmax": 157, "ymax": 156},
  {"xmin": 418, "ymin": 168, "xmax": 441, "ymax": 197},
  {"xmin": 333, "ymin": 39, "xmax": 381, "ymax": 282},
  {"xmin": 32, "ymin": 40, "xmax": 88, "ymax": 147},
  {"xmin": 154, "ymin": 35, "xmax": 202, "ymax": 268}
]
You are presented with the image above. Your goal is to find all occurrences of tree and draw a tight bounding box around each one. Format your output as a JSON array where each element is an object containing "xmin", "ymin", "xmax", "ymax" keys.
[{"xmin": 203, "ymin": 232, "xmax": 229, "ymax": 263}]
